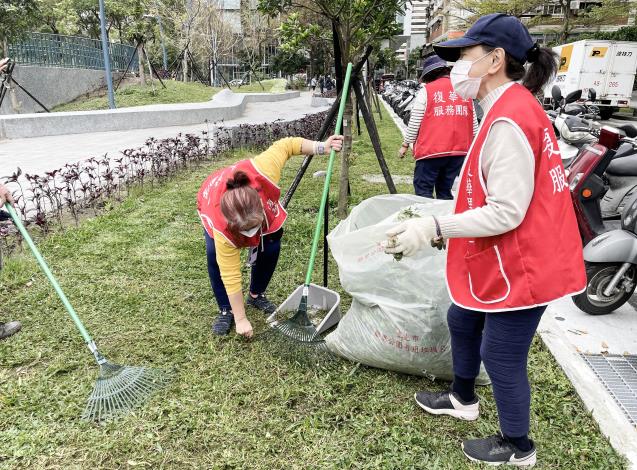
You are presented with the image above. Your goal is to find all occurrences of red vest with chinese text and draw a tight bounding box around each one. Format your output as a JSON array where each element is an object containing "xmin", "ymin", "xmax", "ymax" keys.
[
  {"xmin": 446, "ymin": 84, "xmax": 586, "ymax": 311},
  {"xmin": 196, "ymin": 159, "xmax": 287, "ymax": 248},
  {"xmin": 413, "ymin": 77, "xmax": 474, "ymax": 161}
]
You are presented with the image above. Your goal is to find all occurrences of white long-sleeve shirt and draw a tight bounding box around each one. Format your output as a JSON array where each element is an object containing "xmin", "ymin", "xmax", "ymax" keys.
[
  {"xmin": 437, "ymin": 82, "xmax": 536, "ymax": 238},
  {"xmin": 403, "ymin": 85, "xmax": 479, "ymax": 144}
]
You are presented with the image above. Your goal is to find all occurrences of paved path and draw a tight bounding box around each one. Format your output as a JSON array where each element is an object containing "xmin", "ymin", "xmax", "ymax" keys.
[
  {"xmin": 0, "ymin": 92, "xmax": 330, "ymax": 179},
  {"xmin": 541, "ymin": 300, "xmax": 637, "ymax": 469}
]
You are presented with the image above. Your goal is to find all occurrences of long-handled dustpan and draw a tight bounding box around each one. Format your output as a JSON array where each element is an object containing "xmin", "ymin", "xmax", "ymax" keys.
[
  {"xmin": 265, "ymin": 63, "xmax": 353, "ymax": 348},
  {"xmin": 4, "ymin": 203, "xmax": 171, "ymax": 421}
]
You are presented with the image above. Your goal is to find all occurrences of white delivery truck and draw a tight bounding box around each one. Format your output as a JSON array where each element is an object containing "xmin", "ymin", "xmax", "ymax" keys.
[{"xmin": 543, "ymin": 40, "xmax": 637, "ymax": 120}]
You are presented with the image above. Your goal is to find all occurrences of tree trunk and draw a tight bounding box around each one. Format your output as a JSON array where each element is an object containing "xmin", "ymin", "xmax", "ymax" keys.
[
  {"xmin": 561, "ymin": 1, "xmax": 572, "ymax": 43},
  {"xmin": 137, "ymin": 43, "xmax": 146, "ymax": 86},
  {"xmin": 332, "ymin": 22, "xmax": 343, "ymax": 93},
  {"xmin": 183, "ymin": 47, "xmax": 189, "ymax": 82},
  {"xmin": 309, "ymin": 52, "xmax": 313, "ymax": 82},
  {"xmin": 337, "ymin": 96, "xmax": 353, "ymax": 218},
  {"xmin": 1, "ymin": 37, "xmax": 17, "ymax": 110},
  {"xmin": 332, "ymin": 23, "xmax": 351, "ymax": 217}
]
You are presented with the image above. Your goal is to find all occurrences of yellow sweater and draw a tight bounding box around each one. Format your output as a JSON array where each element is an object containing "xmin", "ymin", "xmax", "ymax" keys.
[{"xmin": 213, "ymin": 137, "xmax": 304, "ymax": 294}]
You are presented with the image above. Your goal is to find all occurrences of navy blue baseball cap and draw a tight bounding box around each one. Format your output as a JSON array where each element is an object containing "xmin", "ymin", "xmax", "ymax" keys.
[
  {"xmin": 420, "ymin": 54, "xmax": 448, "ymax": 78},
  {"xmin": 433, "ymin": 13, "xmax": 537, "ymax": 64}
]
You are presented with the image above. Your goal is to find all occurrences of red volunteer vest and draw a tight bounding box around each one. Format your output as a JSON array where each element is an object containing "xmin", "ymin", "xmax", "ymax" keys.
[
  {"xmin": 446, "ymin": 84, "xmax": 586, "ymax": 311},
  {"xmin": 196, "ymin": 159, "xmax": 287, "ymax": 248},
  {"xmin": 414, "ymin": 77, "xmax": 474, "ymax": 161}
]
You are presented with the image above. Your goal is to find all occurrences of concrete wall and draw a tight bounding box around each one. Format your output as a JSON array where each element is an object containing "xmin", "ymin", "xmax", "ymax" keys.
[
  {"xmin": 0, "ymin": 90, "xmax": 301, "ymax": 140},
  {"xmin": 0, "ymin": 65, "xmax": 121, "ymax": 115}
]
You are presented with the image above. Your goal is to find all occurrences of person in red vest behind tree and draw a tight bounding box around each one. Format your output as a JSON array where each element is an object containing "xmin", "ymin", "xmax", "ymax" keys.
[
  {"xmin": 197, "ymin": 135, "xmax": 343, "ymax": 338},
  {"xmin": 385, "ymin": 14, "xmax": 586, "ymax": 467},
  {"xmin": 398, "ymin": 54, "xmax": 477, "ymax": 199}
]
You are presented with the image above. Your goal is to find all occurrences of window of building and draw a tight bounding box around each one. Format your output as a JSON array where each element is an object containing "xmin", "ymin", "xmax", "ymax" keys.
[{"xmin": 542, "ymin": 3, "xmax": 564, "ymax": 15}]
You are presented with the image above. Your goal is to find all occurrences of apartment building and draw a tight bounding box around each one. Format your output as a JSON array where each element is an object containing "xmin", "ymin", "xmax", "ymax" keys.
[
  {"xmin": 422, "ymin": 0, "xmax": 636, "ymax": 47},
  {"xmin": 209, "ymin": 0, "xmax": 279, "ymax": 84}
]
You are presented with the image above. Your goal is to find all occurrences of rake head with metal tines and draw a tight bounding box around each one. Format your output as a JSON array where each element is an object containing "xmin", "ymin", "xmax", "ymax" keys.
[
  {"xmin": 270, "ymin": 306, "xmax": 322, "ymax": 343},
  {"xmin": 260, "ymin": 313, "xmax": 342, "ymax": 369},
  {"xmin": 82, "ymin": 361, "xmax": 172, "ymax": 422}
]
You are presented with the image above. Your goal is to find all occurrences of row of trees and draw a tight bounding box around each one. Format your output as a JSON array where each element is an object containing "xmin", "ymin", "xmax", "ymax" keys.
[
  {"xmin": 0, "ymin": 0, "xmax": 411, "ymax": 83},
  {"xmin": 0, "ymin": 0, "xmax": 338, "ymax": 83}
]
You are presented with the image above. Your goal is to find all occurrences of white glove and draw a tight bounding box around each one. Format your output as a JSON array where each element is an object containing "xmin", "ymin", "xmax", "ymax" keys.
[{"xmin": 384, "ymin": 216, "xmax": 437, "ymax": 257}]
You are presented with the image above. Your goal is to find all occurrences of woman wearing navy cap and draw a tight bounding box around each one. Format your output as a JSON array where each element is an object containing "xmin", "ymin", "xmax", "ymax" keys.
[
  {"xmin": 385, "ymin": 14, "xmax": 586, "ymax": 467},
  {"xmin": 399, "ymin": 54, "xmax": 478, "ymax": 199}
]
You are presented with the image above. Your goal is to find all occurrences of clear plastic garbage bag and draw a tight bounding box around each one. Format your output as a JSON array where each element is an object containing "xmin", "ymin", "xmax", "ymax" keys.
[{"xmin": 326, "ymin": 194, "xmax": 489, "ymax": 384}]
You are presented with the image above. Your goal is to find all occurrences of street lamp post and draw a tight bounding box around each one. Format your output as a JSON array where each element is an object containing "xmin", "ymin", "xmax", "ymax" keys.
[{"xmin": 98, "ymin": 0, "xmax": 116, "ymax": 109}]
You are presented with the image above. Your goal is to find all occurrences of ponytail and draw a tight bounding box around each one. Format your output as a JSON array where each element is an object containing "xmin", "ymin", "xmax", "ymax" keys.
[
  {"xmin": 523, "ymin": 46, "xmax": 558, "ymax": 95},
  {"xmin": 482, "ymin": 44, "xmax": 559, "ymax": 95}
]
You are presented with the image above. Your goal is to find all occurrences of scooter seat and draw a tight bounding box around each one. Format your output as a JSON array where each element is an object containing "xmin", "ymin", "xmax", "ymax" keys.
[
  {"xmin": 613, "ymin": 142, "xmax": 636, "ymax": 160},
  {"xmin": 564, "ymin": 115, "xmax": 591, "ymax": 132},
  {"xmin": 606, "ymin": 156, "xmax": 637, "ymax": 176}
]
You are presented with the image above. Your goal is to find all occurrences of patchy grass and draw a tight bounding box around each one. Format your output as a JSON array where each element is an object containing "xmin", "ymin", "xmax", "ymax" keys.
[
  {"xmin": 53, "ymin": 79, "xmax": 288, "ymax": 112},
  {"xmin": 0, "ymin": 106, "xmax": 625, "ymax": 468}
]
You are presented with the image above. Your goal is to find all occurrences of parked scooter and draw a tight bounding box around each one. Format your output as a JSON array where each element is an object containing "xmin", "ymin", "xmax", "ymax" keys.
[
  {"xmin": 403, "ymin": 99, "xmax": 414, "ymax": 125},
  {"xmin": 548, "ymin": 88, "xmax": 583, "ymax": 164},
  {"xmin": 568, "ymin": 127, "xmax": 622, "ymax": 243},
  {"xmin": 549, "ymin": 87, "xmax": 607, "ymax": 167},
  {"xmin": 552, "ymin": 88, "xmax": 599, "ymax": 142},
  {"xmin": 568, "ymin": 127, "xmax": 637, "ymax": 314},
  {"xmin": 550, "ymin": 86, "xmax": 601, "ymax": 121},
  {"xmin": 599, "ymin": 125, "xmax": 637, "ymax": 220},
  {"xmin": 573, "ymin": 196, "xmax": 637, "ymax": 314}
]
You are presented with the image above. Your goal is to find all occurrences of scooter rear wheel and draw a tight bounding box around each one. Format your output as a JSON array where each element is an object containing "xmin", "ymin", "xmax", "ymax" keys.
[{"xmin": 572, "ymin": 262, "xmax": 636, "ymax": 315}]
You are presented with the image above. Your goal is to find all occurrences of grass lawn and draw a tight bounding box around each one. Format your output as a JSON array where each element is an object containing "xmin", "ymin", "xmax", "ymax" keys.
[
  {"xmin": 0, "ymin": 107, "xmax": 625, "ymax": 468},
  {"xmin": 53, "ymin": 79, "xmax": 288, "ymax": 112}
]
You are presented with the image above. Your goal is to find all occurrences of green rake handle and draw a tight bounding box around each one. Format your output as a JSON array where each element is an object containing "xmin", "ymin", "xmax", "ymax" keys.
[
  {"xmin": 304, "ymin": 62, "xmax": 353, "ymax": 286},
  {"xmin": 4, "ymin": 203, "xmax": 97, "ymax": 351}
]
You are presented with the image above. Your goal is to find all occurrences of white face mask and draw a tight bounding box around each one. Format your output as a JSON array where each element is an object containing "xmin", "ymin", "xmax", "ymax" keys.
[
  {"xmin": 450, "ymin": 51, "xmax": 493, "ymax": 100},
  {"xmin": 240, "ymin": 225, "xmax": 260, "ymax": 237}
]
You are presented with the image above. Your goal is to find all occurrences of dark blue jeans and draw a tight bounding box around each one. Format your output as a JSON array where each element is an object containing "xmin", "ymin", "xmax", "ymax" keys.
[
  {"xmin": 413, "ymin": 156, "xmax": 465, "ymax": 199},
  {"xmin": 447, "ymin": 303, "xmax": 546, "ymax": 437},
  {"xmin": 204, "ymin": 229, "xmax": 282, "ymax": 312}
]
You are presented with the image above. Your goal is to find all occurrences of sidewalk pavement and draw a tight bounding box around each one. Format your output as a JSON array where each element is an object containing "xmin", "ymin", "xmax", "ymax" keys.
[{"xmin": 0, "ymin": 92, "xmax": 330, "ymax": 179}]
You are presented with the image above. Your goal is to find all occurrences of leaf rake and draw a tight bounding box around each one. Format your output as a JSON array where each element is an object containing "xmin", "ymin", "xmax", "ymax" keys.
[{"xmin": 5, "ymin": 203, "xmax": 171, "ymax": 422}]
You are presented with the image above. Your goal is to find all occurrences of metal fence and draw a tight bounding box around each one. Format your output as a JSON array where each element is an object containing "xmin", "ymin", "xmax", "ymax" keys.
[{"xmin": 8, "ymin": 32, "xmax": 138, "ymax": 72}]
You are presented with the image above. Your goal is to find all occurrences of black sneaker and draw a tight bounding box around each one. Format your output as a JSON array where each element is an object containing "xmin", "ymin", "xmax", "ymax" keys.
[
  {"xmin": 414, "ymin": 389, "xmax": 479, "ymax": 421},
  {"xmin": 0, "ymin": 321, "xmax": 22, "ymax": 340},
  {"xmin": 212, "ymin": 310, "xmax": 234, "ymax": 336},
  {"xmin": 246, "ymin": 293, "xmax": 277, "ymax": 314},
  {"xmin": 462, "ymin": 434, "xmax": 536, "ymax": 467}
]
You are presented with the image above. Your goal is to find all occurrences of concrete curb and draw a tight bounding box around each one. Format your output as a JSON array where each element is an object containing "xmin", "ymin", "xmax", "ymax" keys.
[
  {"xmin": 539, "ymin": 310, "xmax": 637, "ymax": 469},
  {"xmin": 0, "ymin": 91, "xmax": 300, "ymax": 140}
]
